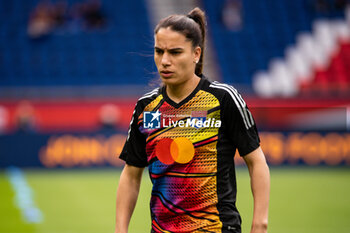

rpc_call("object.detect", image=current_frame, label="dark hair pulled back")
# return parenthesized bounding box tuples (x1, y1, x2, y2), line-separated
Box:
(154, 7, 207, 76)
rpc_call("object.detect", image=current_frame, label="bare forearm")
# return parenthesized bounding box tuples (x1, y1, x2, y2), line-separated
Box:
(115, 165, 143, 233)
(250, 161, 270, 232)
(243, 147, 270, 233)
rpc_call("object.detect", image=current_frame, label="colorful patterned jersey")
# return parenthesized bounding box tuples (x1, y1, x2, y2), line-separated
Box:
(120, 77, 260, 233)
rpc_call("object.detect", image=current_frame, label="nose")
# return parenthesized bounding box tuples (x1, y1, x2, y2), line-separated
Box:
(161, 52, 171, 67)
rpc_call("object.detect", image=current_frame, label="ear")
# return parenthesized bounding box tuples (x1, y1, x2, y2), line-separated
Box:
(193, 46, 201, 63)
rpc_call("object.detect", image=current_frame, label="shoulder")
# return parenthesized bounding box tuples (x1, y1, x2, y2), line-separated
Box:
(202, 78, 247, 108)
(138, 87, 161, 100)
(131, 87, 162, 114)
(137, 87, 161, 105)
(204, 78, 255, 128)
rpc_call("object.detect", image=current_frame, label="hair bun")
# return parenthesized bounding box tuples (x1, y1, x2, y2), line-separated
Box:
(187, 14, 195, 20)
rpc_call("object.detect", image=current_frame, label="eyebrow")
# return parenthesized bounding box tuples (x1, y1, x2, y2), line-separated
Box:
(154, 47, 184, 51)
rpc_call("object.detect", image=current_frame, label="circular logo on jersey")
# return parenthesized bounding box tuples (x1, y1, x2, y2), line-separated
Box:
(155, 137, 195, 165)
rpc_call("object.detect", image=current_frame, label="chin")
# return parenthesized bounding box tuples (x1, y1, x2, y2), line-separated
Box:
(160, 76, 179, 86)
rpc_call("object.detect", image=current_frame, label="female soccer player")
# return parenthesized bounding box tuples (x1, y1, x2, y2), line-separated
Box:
(115, 7, 270, 233)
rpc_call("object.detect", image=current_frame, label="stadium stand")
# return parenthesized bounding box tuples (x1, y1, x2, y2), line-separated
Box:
(1, 0, 348, 92)
(202, 0, 348, 95)
(1, 0, 350, 134)
(0, 0, 155, 88)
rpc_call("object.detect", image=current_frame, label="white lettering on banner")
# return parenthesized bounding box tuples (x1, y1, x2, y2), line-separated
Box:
(162, 118, 222, 128)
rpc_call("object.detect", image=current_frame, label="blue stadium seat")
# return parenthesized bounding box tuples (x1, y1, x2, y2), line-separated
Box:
(0, 0, 154, 87)
(203, 0, 346, 86)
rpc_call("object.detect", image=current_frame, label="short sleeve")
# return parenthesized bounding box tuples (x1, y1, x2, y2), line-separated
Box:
(222, 90, 260, 156)
(119, 102, 148, 167)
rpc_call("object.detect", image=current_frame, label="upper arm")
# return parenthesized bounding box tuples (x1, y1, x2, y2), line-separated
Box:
(119, 101, 148, 168)
(121, 164, 145, 183)
(243, 147, 268, 169)
(220, 89, 260, 156)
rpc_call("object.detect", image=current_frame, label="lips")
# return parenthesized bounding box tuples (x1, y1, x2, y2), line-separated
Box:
(160, 70, 174, 78)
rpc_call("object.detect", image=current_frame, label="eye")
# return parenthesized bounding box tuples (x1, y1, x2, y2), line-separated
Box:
(170, 50, 182, 55)
(155, 48, 163, 54)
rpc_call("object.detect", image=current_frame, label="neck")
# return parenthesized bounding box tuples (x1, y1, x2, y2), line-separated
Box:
(166, 74, 201, 103)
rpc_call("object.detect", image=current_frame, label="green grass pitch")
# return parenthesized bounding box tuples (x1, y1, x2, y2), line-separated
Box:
(1, 167, 350, 233)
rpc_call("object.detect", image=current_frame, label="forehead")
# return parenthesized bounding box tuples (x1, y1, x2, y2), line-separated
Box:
(154, 27, 191, 49)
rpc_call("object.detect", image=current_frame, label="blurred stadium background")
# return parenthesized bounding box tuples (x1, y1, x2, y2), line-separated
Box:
(0, 0, 350, 232)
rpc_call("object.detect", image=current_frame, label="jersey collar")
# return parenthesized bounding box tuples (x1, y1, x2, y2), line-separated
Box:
(161, 75, 205, 109)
